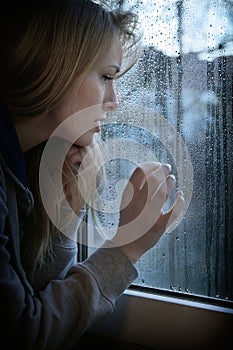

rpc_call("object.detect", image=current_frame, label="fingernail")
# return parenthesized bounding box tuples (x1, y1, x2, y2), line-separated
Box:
(167, 175, 176, 191)
(163, 163, 172, 172)
(168, 174, 176, 182)
(178, 190, 184, 197)
(165, 163, 172, 170)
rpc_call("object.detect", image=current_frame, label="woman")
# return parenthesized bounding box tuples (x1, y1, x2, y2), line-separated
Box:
(0, 0, 184, 349)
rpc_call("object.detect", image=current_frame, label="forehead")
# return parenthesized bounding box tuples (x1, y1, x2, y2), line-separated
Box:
(98, 36, 123, 67)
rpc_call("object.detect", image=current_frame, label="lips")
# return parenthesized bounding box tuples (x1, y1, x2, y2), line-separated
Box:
(94, 116, 106, 132)
(94, 124, 100, 132)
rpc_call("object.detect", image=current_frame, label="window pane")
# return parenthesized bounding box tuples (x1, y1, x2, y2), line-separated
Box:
(89, 0, 233, 303)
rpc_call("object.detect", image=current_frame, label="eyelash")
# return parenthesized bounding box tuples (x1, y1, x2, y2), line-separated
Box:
(102, 75, 114, 82)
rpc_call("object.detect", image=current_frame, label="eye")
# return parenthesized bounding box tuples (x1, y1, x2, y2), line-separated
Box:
(102, 75, 114, 82)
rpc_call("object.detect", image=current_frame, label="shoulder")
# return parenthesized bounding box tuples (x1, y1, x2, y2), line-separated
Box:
(0, 156, 6, 198)
(0, 157, 8, 232)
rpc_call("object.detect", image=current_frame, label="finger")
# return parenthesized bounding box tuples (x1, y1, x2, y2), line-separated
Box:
(138, 163, 172, 198)
(120, 162, 161, 211)
(140, 162, 172, 191)
(152, 190, 184, 235)
(164, 191, 185, 233)
(66, 145, 86, 165)
(129, 162, 162, 191)
(148, 171, 176, 204)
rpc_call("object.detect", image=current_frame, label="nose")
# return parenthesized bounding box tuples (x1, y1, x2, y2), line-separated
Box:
(103, 87, 120, 112)
(104, 101, 119, 112)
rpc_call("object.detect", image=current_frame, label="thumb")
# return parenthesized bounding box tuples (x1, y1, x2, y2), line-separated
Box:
(164, 191, 185, 233)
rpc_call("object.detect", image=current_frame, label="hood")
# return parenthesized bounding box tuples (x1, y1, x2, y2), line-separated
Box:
(0, 103, 26, 186)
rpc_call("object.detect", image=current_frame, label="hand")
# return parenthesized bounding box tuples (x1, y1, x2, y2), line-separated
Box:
(112, 161, 184, 263)
(65, 144, 87, 168)
(62, 144, 86, 207)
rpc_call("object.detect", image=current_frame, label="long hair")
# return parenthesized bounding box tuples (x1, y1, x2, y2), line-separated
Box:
(0, 0, 141, 270)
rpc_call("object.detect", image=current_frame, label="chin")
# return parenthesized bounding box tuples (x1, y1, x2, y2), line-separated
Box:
(74, 133, 95, 147)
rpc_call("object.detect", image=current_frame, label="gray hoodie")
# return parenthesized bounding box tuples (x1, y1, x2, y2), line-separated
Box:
(0, 105, 138, 350)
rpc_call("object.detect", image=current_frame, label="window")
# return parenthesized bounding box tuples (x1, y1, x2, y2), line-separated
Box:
(82, 0, 233, 347)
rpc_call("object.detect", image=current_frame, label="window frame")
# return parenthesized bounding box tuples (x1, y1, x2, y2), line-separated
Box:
(88, 287, 233, 348)
(77, 1, 233, 345)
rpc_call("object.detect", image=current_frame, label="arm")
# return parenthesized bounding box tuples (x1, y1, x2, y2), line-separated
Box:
(0, 166, 138, 350)
(0, 159, 183, 350)
(0, 167, 27, 347)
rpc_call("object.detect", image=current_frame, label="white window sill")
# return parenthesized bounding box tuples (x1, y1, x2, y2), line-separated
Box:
(89, 288, 233, 349)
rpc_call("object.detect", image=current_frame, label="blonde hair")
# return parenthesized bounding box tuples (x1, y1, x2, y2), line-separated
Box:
(0, 0, 141, 116)
(0, 0, 141, 270)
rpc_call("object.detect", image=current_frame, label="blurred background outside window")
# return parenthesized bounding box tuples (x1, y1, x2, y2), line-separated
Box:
(87, 0, 233, 305)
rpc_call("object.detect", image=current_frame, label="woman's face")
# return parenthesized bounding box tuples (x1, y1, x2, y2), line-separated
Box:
(48, 36, 123, 147)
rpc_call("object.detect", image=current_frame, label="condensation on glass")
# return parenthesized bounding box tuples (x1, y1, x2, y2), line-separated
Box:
(91, 0, 233, 302)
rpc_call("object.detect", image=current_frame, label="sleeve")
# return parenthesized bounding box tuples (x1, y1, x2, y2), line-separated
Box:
(0, 166, 28, 347)
(0, 166, 138, 350)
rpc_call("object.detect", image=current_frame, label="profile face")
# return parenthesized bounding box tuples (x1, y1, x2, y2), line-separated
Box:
(48, 36, 123, 147)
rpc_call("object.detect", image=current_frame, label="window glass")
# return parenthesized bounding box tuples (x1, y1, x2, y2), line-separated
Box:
(89, 0, 233, 303)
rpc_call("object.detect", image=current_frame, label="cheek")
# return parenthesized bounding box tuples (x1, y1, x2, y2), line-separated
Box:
(75, 131, 94, 147)
(80, 84, 103, 107)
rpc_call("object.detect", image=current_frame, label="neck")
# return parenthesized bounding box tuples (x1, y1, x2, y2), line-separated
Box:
(13, 116, 48, 152)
